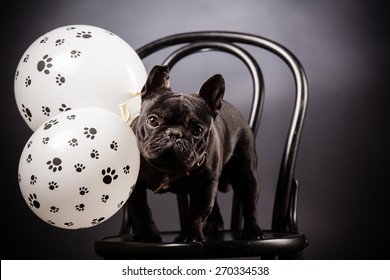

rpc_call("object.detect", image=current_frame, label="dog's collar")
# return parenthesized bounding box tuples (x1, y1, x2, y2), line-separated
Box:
(153, 152, 207, 194)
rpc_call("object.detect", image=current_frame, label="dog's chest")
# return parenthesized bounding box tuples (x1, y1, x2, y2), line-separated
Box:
(149, 168, 211, 194)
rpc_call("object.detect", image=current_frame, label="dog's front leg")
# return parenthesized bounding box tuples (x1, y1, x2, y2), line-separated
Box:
(174, 184, 217, 242)
(127, 182, 162, 242)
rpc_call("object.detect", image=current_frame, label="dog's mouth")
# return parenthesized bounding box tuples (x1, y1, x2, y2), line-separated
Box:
(142, 135, 196, 173)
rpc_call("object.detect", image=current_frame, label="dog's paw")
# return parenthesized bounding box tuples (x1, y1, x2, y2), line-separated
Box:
(132, 231, 162, 243)
(242, 223, 265, 240)
(174, 230, 204, 243)
(203, 220, 223, 234)
(203, 203, 224, 234)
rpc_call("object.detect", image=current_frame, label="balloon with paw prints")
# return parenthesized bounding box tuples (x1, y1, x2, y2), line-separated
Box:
(18, 107, 140, 229)
(14, 24, 146, 131)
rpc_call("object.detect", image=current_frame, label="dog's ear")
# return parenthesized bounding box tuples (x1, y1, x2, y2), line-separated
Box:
(198, 74, 225, 118)
(141, 65, 170, 100)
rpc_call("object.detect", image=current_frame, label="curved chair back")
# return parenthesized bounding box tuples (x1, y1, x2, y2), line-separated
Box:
(96, 31, 309, 260)
(127, 31, 308, 232)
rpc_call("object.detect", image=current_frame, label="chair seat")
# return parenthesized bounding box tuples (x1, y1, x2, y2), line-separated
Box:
(95, 230, 308, 259)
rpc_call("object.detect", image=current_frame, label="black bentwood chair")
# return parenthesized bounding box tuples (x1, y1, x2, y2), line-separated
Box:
(95, 31, 309, 259)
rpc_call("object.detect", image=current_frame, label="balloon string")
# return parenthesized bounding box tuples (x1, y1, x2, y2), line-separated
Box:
(118, 91, 141, 123)
(129, 92, 141, 98)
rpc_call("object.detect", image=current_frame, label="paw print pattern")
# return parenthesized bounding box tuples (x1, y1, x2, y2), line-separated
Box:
(101, 194, 109, 203)
(50, 206, 59, 213)
(75, 204, 85, 211)
(28, 193, 40, 208)
(48, 181, 58, 190)
(37, 54, 53, 74)
(15, 70, 19, 80)
(84, 127, 97, 139)
(64, 222, 74, 227)
(68, 138, 78, 147)
(42, 106, 51, 116)
(110, 141, 118, 151)
(102, 167, 118, 184)
(26, 154, 32, 163)
(47, 157, 62, 172)
(117, 201, 124, 208)
(30, 175, 37, 185)
(91, 217, 105, 225)
(40, 37, 48, 44)
(59, 104, 71, 113)
(25, 76, 31, 87)
(123, 165, 130, 174)
(55, 38, 65, 46)
(66, 26, 76, 31)
(23, 54, 30, 63)
(66, 114, 76, 121)
(90, 149, 99, 159)
(43, 119, 59, 130)
(74, 163, 85, 172)
(42, 137, 49, 144)
(27, 140, 33, 148)
(47, 220, 55, 225)
(76, 31, 92, 39)
(21, 104, 32, 122)
(79, 186, 89, 195)
(70, 50, 81, 58)
(56, 74, 65, 86)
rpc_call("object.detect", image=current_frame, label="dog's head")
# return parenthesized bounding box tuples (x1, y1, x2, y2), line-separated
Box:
(134, 65, 225, 173)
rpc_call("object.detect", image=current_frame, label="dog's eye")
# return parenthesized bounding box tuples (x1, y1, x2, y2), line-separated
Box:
(147, 116, 159, 128)
(192, 125, 203, 136)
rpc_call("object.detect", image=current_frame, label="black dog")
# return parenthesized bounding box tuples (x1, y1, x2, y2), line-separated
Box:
(128, 65, 263, 242)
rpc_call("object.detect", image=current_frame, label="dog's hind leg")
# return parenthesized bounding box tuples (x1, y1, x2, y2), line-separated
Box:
(228, 138, 264, 240)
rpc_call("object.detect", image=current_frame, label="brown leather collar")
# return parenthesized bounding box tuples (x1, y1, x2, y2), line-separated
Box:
(154, 152, 207, 193)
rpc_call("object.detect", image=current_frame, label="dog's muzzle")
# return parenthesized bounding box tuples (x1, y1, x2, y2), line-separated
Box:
(165, 128, 183, 142)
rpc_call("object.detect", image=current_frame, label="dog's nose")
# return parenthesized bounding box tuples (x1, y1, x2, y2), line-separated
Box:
(166, 128, 183, 141)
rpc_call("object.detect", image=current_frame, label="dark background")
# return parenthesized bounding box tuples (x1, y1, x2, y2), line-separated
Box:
(2, 0, 389, 260)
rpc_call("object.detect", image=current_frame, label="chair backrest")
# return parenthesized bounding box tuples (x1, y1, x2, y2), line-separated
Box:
(119, 31, 308, 234)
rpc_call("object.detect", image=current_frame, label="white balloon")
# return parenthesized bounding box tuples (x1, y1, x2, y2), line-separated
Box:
(18, 107, 140, 229)
(14, 24, 146, 131)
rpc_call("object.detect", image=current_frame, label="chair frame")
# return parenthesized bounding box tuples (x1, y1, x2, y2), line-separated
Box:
(95, 31, 309, 259)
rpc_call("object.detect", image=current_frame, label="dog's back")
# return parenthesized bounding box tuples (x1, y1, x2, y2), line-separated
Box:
(212, 100, 258, 193)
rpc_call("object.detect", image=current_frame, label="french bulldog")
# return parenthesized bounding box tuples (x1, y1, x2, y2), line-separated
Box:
(128, 65, 264, 242)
